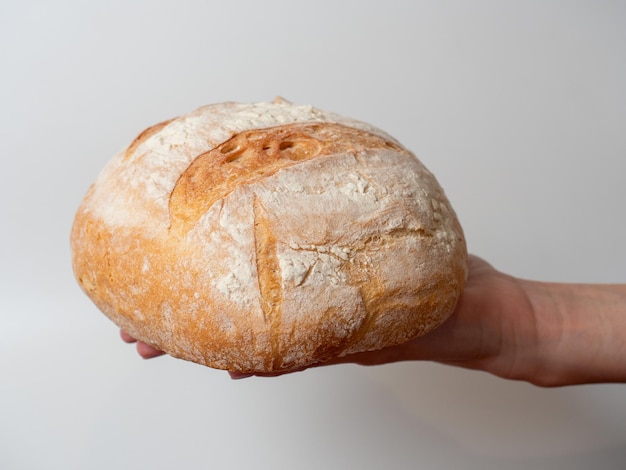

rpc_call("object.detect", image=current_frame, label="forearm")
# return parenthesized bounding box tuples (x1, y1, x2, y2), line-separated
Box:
(518, 279, 626, 386)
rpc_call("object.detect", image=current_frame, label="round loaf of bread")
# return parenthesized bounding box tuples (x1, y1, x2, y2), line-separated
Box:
(70, 99, 467, 372)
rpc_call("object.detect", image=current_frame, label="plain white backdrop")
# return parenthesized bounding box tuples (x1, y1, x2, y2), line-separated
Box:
(1, 1, 625, 468)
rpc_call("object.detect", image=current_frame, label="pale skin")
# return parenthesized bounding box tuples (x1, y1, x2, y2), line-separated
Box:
(121, 255, 626, 387)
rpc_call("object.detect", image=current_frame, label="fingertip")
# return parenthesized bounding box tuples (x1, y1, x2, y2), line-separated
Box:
(120, 330, 137, 343)
(229, 371, 254, 380)
(136, 341, 166, 359)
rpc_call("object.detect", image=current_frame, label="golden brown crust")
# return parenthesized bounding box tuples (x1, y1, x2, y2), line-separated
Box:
(71, 101, 467, 372)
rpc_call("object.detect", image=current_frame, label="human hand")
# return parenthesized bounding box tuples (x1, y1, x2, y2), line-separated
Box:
(120, 255, 535, 379)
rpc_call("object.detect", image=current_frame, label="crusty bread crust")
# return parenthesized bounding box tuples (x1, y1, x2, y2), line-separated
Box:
(71, 100, 467, 372)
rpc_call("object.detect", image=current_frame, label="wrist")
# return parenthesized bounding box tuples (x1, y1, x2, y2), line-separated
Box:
(516, 280, 626, 386)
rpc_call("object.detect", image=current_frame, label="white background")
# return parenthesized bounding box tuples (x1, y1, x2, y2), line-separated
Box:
(2, 1, 626, 468)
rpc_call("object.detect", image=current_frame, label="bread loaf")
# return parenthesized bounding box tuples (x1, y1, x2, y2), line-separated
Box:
(70, 98, 467, 372)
